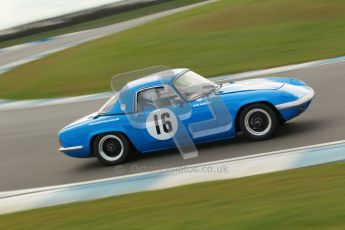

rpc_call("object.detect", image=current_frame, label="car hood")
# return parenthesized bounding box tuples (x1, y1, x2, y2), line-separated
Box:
(217, 78, 285, 94)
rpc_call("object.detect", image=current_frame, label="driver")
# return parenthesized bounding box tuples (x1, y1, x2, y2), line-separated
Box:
(138, 87, 163, 111)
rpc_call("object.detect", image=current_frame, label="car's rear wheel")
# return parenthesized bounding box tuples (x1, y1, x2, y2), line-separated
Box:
(93, 133, 130, 166)
(239, 103, 278, 141)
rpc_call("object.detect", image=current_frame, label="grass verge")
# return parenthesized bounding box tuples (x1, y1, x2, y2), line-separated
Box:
(1, 0, 345, 99)
(0, 0, 205, 49)
(0, 162, 344, 229)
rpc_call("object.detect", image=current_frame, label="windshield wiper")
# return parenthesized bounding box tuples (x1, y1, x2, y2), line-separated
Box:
(215, 83, 223, 93)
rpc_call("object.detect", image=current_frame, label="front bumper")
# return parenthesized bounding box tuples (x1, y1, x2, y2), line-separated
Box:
(276, 87, 315, 110)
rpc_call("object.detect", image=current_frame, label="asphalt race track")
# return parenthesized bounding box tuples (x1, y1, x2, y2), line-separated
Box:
(1, 60, 345, 191)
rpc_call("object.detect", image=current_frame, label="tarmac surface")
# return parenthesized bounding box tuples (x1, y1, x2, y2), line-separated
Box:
(1, 60, 344, 191)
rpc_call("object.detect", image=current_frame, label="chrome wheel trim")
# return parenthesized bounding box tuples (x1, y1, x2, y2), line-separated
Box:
(98, 135, 124, 162)
(244, 108, 272, 136)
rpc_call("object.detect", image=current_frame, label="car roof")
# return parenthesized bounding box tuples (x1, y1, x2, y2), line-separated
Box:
(106, 68, 189, 114)
(124, 68, 189, 91)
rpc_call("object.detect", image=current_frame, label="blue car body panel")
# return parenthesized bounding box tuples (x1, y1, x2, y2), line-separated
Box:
(58, 69, 315, 158)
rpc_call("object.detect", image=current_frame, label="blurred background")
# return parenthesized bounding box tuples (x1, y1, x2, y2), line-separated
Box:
(0, 0, 344, 229)
(1, 0, 345, 99)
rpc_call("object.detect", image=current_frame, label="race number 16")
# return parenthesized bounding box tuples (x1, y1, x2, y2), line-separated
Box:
(147, 109, 178, 140)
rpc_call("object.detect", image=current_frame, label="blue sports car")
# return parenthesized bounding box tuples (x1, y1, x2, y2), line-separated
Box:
(58, 68, 314, 165)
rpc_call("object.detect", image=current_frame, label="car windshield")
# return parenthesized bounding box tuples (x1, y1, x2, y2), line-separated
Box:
(174, 71, 217, 101)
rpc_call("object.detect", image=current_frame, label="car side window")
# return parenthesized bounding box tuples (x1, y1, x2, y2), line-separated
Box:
(137, 86, 182, 112)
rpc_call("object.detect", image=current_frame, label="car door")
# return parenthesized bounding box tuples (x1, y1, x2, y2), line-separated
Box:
(129, 85, 233, 153)
(130, 85, 193, 153)
(187, 94, 234, 142)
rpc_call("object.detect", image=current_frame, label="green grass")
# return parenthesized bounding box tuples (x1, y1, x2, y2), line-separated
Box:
(0, 0, 204, 49)
(1, 0, 345, 99)
(0, 162, 344, 229)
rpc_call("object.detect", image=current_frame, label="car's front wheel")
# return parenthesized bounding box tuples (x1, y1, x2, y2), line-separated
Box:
(93, 133, 130, 166)
(239, 103, 278, 141)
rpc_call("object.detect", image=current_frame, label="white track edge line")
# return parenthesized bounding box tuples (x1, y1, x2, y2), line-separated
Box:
(1, 139, 344, 196)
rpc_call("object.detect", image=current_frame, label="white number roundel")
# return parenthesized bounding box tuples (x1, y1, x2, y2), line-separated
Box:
(146, 109, 178, 140)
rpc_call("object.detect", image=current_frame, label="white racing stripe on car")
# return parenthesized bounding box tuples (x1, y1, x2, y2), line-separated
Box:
(0, 139, 344, 214)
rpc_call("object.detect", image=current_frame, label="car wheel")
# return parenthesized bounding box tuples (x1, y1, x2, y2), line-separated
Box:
(94, 133, 130, 166)
(239, 103, 278, 141)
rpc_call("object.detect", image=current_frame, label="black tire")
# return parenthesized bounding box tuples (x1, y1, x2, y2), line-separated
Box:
(239, 103, 278, 141)
(93, 133, 130, 166)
